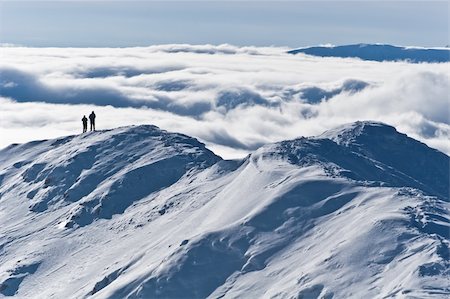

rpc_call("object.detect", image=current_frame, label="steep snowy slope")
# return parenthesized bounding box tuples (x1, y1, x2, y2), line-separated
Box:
(0, 122, 448, 298)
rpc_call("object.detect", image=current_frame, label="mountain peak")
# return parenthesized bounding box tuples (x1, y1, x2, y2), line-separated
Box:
(0, 124, 221, 222)
(318, 120, 397, 146)
(257, 121, 449, 200)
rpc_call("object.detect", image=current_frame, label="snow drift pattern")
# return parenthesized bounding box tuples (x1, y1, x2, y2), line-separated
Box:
(0, 122, 448, 298)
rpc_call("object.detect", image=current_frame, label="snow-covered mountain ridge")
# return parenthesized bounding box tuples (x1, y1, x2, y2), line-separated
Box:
(0, 121, 448, 298)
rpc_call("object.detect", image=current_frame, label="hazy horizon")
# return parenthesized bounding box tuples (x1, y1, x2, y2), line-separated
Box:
(0, 1, 448, 48)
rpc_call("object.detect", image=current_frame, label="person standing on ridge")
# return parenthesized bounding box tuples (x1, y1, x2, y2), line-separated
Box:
(82, 115, 88, 133)
(89, 111, 96, 131)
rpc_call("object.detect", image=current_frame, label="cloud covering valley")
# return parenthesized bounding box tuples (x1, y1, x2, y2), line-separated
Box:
(0, 44, 449, 158)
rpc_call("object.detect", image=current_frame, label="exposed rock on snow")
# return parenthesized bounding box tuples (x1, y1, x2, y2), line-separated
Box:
(0, 122, 448, 298)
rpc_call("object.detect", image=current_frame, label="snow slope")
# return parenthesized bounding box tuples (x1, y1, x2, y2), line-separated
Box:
(0, 122, 448, 298)
(288, 44, 450, 63)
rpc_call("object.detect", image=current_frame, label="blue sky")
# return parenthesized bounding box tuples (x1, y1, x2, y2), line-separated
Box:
(0, 1, 448, 47)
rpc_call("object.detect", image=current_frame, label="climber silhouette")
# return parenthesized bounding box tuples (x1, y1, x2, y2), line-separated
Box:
(89, 111, 96, 131)
(82, 115, 88, 133)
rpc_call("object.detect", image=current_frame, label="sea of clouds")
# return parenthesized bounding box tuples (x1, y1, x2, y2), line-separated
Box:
(0, 44, 449, 158)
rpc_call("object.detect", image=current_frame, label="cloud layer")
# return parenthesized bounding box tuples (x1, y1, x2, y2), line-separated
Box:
(0, 44, 449, 158)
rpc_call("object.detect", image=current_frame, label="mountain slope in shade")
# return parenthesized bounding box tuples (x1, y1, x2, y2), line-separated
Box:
(0, 122, 448, 298)
(288, 44, 450, 63)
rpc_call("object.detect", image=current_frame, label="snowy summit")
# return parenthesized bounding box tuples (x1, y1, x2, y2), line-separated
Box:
(0, 121, 449, 298)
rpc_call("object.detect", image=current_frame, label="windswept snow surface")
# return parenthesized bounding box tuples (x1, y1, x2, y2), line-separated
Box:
(0, 122, 449, 298)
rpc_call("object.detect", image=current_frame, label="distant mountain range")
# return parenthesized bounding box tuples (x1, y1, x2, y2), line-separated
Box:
(288, 44, 450, 63)
(0, 122, 449, 298)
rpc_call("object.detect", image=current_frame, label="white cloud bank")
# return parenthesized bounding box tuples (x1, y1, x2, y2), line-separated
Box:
(0, 44, 449, 158)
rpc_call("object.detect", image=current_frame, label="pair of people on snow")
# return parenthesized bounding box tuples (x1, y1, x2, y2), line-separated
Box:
(82, 111, 96, 133)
